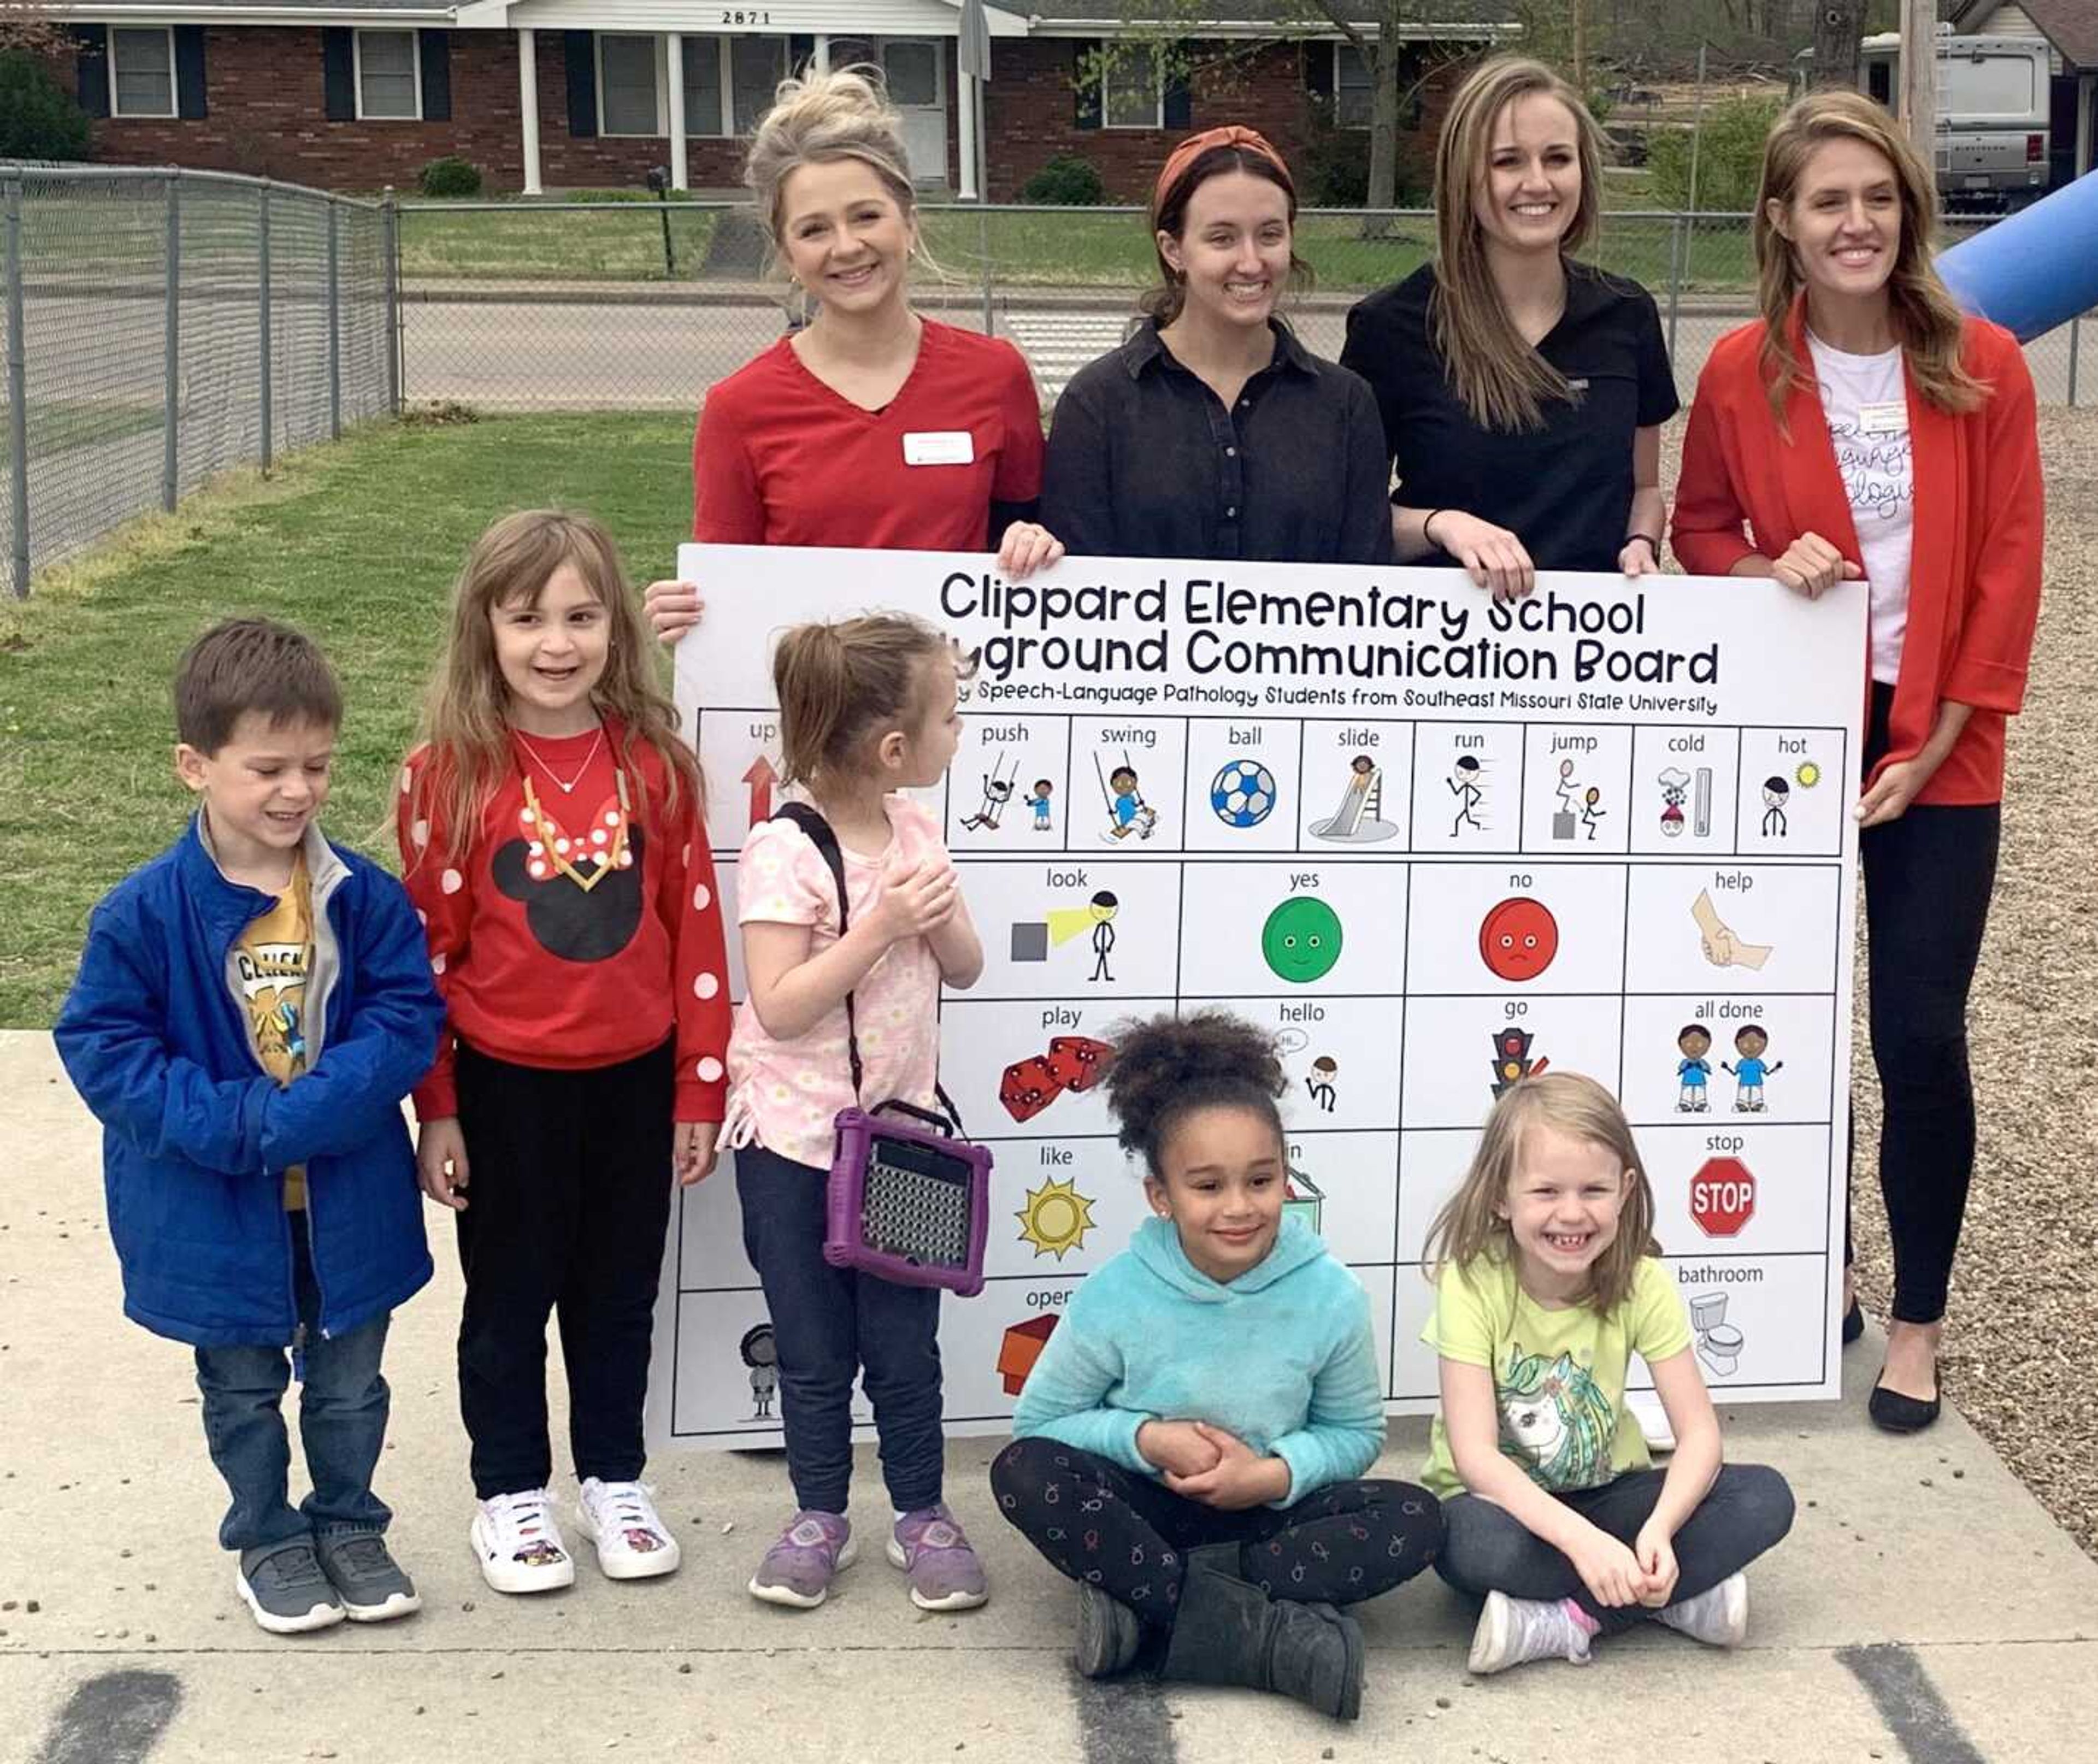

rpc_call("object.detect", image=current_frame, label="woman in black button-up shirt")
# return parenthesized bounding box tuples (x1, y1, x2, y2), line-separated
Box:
(1340, 57, 1677, 597)
(1040, 126, 1394, 565)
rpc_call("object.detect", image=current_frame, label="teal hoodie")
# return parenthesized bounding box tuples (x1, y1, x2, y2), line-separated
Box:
(1011, 1214, 1386, 1506)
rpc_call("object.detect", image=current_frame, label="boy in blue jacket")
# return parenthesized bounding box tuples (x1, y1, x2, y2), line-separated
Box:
(989, 1012, 1442, 1720)
(56, 619, 444, 1635)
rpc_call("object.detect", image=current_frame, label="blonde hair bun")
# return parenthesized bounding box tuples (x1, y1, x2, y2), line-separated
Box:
(745, 67, 917, 246)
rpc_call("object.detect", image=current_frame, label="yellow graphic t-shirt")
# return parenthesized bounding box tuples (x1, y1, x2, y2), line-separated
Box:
(1419, 1253, 1693, 1501)
(235, 854, 314, 1210)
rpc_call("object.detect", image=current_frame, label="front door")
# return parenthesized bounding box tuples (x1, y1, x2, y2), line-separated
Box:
(832, 36, 947, 185)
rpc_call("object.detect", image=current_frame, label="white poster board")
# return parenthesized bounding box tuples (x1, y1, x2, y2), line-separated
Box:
(650, 545, 1865, 1448)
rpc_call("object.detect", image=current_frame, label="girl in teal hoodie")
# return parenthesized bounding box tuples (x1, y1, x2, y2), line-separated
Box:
(991, 1012, 1441, 1720)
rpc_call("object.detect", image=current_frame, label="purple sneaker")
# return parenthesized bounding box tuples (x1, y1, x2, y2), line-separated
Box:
(748, 1510, 856, 1609)
(887, 1503, 989, 1611)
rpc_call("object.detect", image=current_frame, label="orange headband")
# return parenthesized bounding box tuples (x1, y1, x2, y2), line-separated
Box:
(1152, 125, 1293, 213)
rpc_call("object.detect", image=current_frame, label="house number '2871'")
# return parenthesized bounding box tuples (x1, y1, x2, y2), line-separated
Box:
(721, 9, 771, 21)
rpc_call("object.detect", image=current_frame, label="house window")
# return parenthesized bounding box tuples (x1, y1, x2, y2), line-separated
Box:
(729, 36, 786, 134)
(356, 30, 421, 121)
(599, 33, 662, 137)
(680, 37, 725, 136)
(110, 26, 175, 119)
(1335, 43, 1374, 129)
(1103, 50, 1165, 129)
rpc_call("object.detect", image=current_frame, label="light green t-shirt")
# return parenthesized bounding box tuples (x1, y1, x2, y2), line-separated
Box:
(1419, 1253, 1694, 1501)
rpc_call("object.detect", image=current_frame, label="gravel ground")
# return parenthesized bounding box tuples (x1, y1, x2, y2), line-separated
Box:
(1759, 408, 2098, 1557)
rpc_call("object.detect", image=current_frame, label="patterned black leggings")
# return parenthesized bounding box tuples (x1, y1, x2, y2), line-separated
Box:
(990, 1436, 1441, 1627)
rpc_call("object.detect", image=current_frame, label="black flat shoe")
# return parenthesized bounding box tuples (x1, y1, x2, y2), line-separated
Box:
(1842, 1300, 1865, 1345)
(1868, 1366, 1941, 1433)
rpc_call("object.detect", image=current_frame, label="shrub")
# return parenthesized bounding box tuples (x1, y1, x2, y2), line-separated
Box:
(417, 155, 483, 199)
(0, 50, 91, 163)
(1021, 155, 1105, 206)
(1646, 95, 1785, 214)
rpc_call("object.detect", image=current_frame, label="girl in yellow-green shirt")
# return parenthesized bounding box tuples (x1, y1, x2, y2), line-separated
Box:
(1422, 1073, 1794, 1675)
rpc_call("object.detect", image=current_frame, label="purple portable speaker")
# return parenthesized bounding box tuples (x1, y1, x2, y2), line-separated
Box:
(825, 1100, 993, 1296)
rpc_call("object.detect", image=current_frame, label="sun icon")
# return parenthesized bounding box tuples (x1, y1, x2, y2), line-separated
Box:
(1016, 1176, 1097, 1261)
(1794, 759, 1822, 789)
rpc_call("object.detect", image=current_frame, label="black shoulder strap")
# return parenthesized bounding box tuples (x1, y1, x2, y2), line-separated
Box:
(772, 803, 864, 1100)
(770, 800, 974, 1139)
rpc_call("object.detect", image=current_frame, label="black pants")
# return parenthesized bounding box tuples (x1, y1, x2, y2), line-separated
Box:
(1845, 682, 2001, 1323)
(1435, 1464, 1794, 1637)
(989, 1436, 1442, 1627)
(453, 1037, 675, 1500)
(737, 1144, 945, 1515)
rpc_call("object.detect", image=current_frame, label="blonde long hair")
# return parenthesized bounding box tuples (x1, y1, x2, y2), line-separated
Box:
(1752, 90, 1986, 424)
(405, 510, 700, 868)
(1430, 56, 1606, 432)
(1423, 1072, 1658, 1316)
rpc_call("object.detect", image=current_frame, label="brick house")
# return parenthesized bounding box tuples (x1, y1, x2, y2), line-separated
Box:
(48, 2, 1506, 200)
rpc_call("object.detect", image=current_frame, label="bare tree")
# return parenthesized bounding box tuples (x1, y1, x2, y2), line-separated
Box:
(0, 3, 70, 58)
(1295, 3, 1481, 208)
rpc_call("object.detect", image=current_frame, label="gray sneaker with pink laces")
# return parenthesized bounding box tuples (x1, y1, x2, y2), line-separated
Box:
(748, 1509, 856, 1609)
(887, 1503, 989, 1611)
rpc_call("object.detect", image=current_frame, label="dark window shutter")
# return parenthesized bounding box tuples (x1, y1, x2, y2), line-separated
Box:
(174, 26, 208, 119)
(789, 33, 816, 75)
(73, 23, 110, 120)
(565, 30, 597, 137)
(1304, 40, 1334, 101)
(322, 28, 354, 121)
(420, 30, 451, 121)
(1074, 39, 1100, 130)
(1163, 66, 1192, 130)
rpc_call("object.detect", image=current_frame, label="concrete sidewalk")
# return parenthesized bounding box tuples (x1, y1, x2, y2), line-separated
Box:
(2, 1027, 2091, 1764)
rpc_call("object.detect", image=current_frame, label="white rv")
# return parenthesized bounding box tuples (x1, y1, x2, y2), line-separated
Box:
(1859, 31, 2053, 209)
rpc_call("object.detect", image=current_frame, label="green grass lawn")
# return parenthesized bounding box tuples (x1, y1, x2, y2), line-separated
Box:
(400, 204, 722, 281)
(0, 412, 694, 1026)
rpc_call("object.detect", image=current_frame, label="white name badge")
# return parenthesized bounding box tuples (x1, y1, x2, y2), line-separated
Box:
(903, 430, 975, 467)
(1858, 402, 1908, 436)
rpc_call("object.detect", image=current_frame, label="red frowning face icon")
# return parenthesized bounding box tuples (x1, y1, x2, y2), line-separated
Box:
(1480, 896, 1559, 982)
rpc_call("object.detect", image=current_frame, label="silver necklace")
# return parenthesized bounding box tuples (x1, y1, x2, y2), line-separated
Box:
(512, 725, 604, 795)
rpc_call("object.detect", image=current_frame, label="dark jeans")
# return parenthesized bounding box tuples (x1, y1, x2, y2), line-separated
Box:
(453, 1037, 675, 1500)
(1435, 1464, 1794, 1637)
(193, 1219, 392, 1554)
(1844, 682, 2001, 1323)
(737, 1143, 944, 1515)
(990, 1436, 1442, 1627)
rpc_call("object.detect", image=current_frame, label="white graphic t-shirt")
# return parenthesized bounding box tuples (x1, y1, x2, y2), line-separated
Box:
(1808, 333, 1914, 685)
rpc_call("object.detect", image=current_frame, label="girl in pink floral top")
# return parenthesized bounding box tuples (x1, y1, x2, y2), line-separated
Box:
(724, 613, 988, 1615)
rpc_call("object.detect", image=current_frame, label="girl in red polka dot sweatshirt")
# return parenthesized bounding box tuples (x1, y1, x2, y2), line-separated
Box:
(397, 510, 730, 1595)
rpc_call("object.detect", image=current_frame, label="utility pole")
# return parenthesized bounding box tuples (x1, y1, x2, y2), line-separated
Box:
(1899, 0, 1938, 167)
(1811, 0, 1866, 90)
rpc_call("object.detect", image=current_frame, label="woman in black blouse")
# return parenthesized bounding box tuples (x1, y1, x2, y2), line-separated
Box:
(1040, 125, 1393, 564)
(1340, 57, 1677, 598)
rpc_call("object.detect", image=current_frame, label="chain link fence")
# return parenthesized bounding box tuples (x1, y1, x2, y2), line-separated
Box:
(7, 186, 2084, 589)
(396, 199, 2085, 415)
(2, 166, 393, 595)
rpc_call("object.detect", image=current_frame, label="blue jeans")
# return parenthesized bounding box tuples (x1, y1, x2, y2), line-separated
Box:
(737, 1144, 944, 1515)
(193, 1219, 393, 1553)
(1435, 1464, 1794, 1636)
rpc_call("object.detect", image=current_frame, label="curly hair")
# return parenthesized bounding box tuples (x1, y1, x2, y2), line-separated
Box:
(1100, 1010, 1287, 1178)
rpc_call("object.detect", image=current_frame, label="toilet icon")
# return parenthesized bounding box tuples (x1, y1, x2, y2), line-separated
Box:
(1690, 1291, 1746, 1378)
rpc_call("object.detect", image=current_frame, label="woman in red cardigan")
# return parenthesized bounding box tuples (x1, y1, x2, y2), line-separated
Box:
(1673, 91, 2043, 1433)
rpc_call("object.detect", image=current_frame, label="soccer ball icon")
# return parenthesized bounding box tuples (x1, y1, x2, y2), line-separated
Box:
(1211, 759, 1277, 827)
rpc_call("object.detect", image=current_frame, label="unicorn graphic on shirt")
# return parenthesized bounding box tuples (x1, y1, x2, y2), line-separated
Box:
(1496, 1347, 1617, 1491)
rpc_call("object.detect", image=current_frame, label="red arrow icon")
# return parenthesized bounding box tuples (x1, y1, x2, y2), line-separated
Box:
(743, 754, 777, 827)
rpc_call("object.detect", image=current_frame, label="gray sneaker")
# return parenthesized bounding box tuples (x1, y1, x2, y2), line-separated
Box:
(237, 1541, 345, 1635)
(316, 1531, 422, 1623)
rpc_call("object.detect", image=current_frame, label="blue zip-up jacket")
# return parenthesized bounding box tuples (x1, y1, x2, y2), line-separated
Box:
(55, 816, 444, 1348)
(1011, 1214, 1387, 1506)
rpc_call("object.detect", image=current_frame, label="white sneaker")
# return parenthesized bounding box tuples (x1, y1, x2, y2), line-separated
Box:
(576, 1478, 681, 1580)
(1655, 1572, 1748, 1647)
(1627, 1389, 1676, 1453)
(470, 1488, 576, 1595)
(1467, 1591, 1595, 1674)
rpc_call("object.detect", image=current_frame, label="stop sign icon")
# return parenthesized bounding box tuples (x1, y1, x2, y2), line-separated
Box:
(1689, 1157, 1755, 1237)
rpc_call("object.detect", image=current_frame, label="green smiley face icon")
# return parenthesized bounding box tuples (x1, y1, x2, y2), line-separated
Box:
(1262, 896, 1343, 984)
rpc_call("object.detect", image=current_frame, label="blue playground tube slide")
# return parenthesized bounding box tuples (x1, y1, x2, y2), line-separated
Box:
(1937, 170, 2098, 343)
